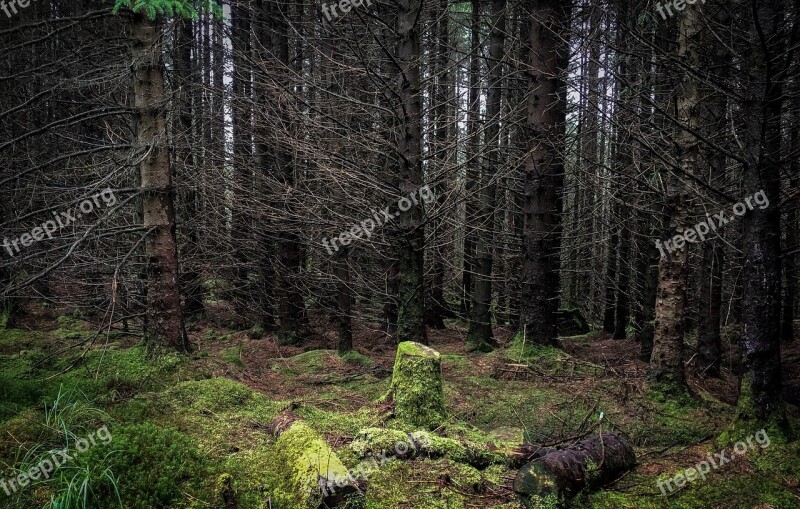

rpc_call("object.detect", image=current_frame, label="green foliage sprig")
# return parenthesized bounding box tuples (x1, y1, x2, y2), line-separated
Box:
(112, 0, 221, 20)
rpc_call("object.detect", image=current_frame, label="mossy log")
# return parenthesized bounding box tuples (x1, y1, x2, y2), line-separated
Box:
(349, 428, 566, 469)
(385, 341, 447, 430)
(350, 427, 502, 468)
(514, 433, 636, 503)
(269, 412, 359, 508)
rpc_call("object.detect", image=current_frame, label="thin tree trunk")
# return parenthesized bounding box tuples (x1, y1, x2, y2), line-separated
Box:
(462, 0, 481, 317)
(254, 0, 276, 330)
(602, 203, 619, 333)
(425, 0, 450, 330)
(274, 0, 305, 345)
(468, 0, 505, 352)
(697, 239, 723, 376)
(336, 248, 352, 354)
(174, 17, 205, 316)
(231, 0, 253, 324)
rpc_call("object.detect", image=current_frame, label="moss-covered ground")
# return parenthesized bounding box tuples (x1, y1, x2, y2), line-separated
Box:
(0, 306, 798, 508)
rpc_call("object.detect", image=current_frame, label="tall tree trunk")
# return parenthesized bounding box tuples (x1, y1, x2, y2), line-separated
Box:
(635, 16, 673, 362)
(611, 0, 639, 341)
(735, 0, 790, 435)
(274, 0, 305, 345)
(131, 11, 190, 354)
(254, 0, 276, 330)
(468, 0, 505, 352)
(462, 0, 481, 316)
(174, 16, 205, 316)
(635, 204, 662, 362)
(783, 161, 798, 344)
(613, 222, 631, 339)
(231, 0, 254, 324)
(694, 5, 731, 377)
(519, 0, 570, 346)
(648, 3, 701, 394)
(425, 0, 450, 330)
(394, 0, 427, 344)
(575, 4, 602, 314)
(781, 75, 800, 344)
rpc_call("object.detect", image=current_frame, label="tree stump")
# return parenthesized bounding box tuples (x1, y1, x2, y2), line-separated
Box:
(385, 341, 447, 429)
(514, 433, 636, 504)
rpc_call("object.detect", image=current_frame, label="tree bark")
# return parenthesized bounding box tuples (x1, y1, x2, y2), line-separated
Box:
(782, 75, 800, 344)
(514, 433, 636, 502)
(336, 248, 353, 354)
(697, 240, 723, 376)
(394, 0, 427, 344)
(461, 0, 481, 317)
(519, 0, 570, 346)
(231, 0, 254, 324)
(648, 3, 702, 394)
(425, 0, 450, 330)
(274, 0, 305, 345)
(174, 16, 205, 316)
(694, 4, 731, 378)
(735, 0, 789, 433)
(602, 204, 619, 333)
(254, 0, 276, 330)
(468, 0, 505, 352)
(131, 11, 190, 354)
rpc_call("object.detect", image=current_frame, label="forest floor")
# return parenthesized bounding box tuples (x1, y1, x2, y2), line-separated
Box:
(1, 303, 799, 508)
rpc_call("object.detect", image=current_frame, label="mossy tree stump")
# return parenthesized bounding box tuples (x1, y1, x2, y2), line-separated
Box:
(514, 433, 636, 504)
(385, 341, 447, 430)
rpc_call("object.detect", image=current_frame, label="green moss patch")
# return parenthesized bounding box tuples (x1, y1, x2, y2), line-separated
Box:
(504, 334, 604, 377)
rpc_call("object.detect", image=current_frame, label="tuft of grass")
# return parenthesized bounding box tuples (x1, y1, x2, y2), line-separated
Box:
(221, 346, 244, 367)
(1, 388, 119, 509)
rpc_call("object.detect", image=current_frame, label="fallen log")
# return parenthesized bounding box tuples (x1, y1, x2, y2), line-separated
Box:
(268, 412, 360, 508)
(514, 432, 636, 504)
(350, 427, 504, 468)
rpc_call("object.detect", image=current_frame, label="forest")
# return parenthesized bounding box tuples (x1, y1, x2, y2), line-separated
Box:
(0, 0, 799, 507)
